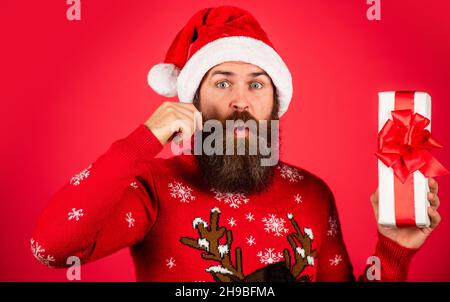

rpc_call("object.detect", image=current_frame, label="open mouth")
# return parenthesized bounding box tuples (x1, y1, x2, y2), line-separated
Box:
(233, 125, 249, 138)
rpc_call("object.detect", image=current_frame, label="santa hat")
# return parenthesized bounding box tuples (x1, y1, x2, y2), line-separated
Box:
(147, 6, 293, 117)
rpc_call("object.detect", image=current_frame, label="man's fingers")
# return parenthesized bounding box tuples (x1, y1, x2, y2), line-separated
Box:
(428, 192, 440, 210)
(173, 103, 203, 131)
(176, 102, 200, 112)
(370, 188, 379, 205)
(370, 188, 379, 220)
(172, 104, 195, 118)
(170, 116, 195, 143)
(428, 207, 441, 229)
(194, 111, 203, 131)
(174, 103, 201, 118)
(170, 104, 197, 122)
(427, 177, 440, 211)
(428, 178, 438, 194)
(146, 101, 204, 146)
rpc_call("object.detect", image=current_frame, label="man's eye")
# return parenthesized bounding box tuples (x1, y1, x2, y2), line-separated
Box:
(216, 81, 230, 89)
(250, 82, 263, 89)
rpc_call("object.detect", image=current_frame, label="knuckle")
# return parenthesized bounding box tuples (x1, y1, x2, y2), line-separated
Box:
(184, 103, 197, 110)
(165, 106, 174, 114)
(167, 111, 177, 119)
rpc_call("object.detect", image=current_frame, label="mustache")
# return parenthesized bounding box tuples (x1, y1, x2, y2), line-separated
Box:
(202, 110, 264, 126)
(197, 110, 277, 141)
(224, 110, 257, 123)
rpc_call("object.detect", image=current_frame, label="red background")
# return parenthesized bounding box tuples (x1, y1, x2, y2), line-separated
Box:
(1, 0, 449, 281)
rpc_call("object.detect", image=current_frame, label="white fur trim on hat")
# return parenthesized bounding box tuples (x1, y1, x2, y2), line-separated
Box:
(147, 63, 180, 97)
(177, 36, 293, 117)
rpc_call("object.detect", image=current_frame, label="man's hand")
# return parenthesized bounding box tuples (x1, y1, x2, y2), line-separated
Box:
(370, 178, 441, 249)
(144, 102, 202, 145)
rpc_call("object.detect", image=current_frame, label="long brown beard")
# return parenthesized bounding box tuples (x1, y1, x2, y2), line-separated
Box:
(195, 110, 279, 194)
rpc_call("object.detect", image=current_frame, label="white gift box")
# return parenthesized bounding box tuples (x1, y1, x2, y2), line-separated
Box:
(377, 91, 431, 228)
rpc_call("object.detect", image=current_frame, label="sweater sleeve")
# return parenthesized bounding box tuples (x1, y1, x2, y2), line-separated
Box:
(30, 124, 163, 268)
(315, 184, 355, 281)
(359, 231, 419, 282)
(315, 184, 419, 282)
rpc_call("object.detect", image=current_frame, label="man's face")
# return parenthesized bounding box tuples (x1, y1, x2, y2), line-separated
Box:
(193, 61, 279, 194)
(197, 61, 275, 122)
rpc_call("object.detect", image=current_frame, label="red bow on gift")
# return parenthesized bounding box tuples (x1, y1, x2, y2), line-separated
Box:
(376, 109, 449, 183)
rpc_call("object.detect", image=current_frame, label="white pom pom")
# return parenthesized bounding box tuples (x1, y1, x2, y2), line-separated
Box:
(147, 63, 180, 97)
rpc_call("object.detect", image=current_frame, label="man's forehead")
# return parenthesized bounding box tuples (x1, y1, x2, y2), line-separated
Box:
(207, 61, 269, 78)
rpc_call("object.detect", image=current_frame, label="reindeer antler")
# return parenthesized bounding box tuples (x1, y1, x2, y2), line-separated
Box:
(283, 213, 316, 281)
(180, 207, 244, 282)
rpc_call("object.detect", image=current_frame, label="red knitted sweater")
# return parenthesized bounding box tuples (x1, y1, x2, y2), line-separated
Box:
(31, 124, 418, 281)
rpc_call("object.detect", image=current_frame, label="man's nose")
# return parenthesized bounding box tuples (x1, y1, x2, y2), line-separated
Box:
(229, 92, 250, 112)
(231, 101, 249, 112)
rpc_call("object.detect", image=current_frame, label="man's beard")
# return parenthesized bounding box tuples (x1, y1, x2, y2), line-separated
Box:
(195, 110, 279, 194)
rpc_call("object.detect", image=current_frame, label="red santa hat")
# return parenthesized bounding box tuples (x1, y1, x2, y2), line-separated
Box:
(147, 6, 293, 117)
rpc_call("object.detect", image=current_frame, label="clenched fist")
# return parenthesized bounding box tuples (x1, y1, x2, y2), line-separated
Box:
(144, 102, 203, 145)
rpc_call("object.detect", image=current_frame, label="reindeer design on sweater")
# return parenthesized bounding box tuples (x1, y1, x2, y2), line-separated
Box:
(180, 207, 316, 282)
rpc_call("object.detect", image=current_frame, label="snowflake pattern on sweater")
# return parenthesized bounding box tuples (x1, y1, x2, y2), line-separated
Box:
(70, 165, 91, 186)
(262, 214, 289, 237)
(277, 164, 304, 182)
(31, 124, 419, 282)
(210, 189, 249, 209)
(168, 181, 196, 203)
(30, 238, 55, 267)
(257, 248, 284, 265)
(67, 208, 84, 221)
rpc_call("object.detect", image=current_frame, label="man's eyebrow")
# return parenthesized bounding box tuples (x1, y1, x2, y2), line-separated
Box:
(210, 70, 270, 78)
(249, 71, 270, 78)
(211, 70, 235, 77)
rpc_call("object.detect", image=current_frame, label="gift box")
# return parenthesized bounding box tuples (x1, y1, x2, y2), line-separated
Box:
(376, 91, 448, 228)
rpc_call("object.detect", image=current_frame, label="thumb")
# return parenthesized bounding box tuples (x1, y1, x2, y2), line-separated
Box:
(370, 188, 379, 220)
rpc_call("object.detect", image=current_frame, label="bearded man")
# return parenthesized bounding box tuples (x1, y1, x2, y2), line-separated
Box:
(31, 6, 441, 282)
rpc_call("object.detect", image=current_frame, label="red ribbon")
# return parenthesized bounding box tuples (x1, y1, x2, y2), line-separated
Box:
(376, 109, 448, 183)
